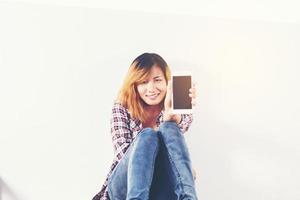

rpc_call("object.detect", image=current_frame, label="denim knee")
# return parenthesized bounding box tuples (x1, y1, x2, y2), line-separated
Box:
(159, 121, 183, 138)
(136, 128, 159, 145)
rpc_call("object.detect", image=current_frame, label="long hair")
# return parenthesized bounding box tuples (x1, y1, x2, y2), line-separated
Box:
(117, 53, 171, 123)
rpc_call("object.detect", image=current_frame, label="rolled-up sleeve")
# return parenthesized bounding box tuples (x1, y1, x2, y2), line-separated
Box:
(177, 114, 193, 133)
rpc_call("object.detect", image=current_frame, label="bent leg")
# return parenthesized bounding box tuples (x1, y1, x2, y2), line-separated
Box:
(107, 128, 159, 200)
(127, 128, 159, 200)
(158, 121, 198, 200)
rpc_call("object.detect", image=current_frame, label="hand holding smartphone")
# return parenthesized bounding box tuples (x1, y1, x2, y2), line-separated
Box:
(171, 72, 193, 114)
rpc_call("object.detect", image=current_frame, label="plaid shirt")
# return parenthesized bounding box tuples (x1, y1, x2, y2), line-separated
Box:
(92, 102, 193, 200)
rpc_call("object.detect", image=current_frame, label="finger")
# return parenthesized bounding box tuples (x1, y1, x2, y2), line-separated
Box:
(189, 93, 196, 98)
(189, 90, 196, 98)
(189, 88, 196, 94)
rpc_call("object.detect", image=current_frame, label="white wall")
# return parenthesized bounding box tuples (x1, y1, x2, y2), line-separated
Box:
(2, 0, 300, 24)
(0, 2, 300, 200)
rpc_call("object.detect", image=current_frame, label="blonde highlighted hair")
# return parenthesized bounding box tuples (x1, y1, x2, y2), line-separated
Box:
(117, 53, 171, 123)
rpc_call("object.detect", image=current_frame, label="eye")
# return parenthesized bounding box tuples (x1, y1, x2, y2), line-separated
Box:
(155, 79, 162, 82)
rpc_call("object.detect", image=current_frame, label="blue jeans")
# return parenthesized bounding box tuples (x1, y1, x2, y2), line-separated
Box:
(107, 121, 198, 200)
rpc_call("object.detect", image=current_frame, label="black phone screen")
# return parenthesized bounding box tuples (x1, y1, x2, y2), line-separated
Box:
(172, 76, 192, 109)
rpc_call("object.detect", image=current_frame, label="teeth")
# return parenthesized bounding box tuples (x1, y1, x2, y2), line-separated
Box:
(147, 94, 159, 99)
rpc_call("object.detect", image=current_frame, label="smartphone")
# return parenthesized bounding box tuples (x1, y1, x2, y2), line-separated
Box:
(171, 72, 193, 114)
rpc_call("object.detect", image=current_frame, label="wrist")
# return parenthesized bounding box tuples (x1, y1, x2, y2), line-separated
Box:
(163, 113, 181, 124)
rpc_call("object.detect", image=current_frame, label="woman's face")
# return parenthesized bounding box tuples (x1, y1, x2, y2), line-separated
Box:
(137, 65, 167, 106)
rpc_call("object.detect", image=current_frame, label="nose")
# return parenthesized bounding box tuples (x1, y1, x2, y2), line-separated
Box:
(146, 81, 155, 92)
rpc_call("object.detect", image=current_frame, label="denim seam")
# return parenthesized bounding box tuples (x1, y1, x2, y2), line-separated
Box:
(108, 149, 129, 184)
(164, 140, 185, 196)
(107, 142, 135, 199)
(107, 182, 114, 200)
(107, 165, 119, 200)
(127, 130, 159, 199)
(146, 136, 160, 198)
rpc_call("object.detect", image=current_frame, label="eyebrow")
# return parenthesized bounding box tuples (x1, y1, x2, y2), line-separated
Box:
(153, 75, 162, 79)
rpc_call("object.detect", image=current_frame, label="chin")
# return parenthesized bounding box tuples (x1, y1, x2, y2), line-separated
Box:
(144, 101, 160, 106)
(144, 98, 164, 106)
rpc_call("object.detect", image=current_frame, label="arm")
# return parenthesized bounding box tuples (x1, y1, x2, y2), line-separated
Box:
(110, 102, 133, 159)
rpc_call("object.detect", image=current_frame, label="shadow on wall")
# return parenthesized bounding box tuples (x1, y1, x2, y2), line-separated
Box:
(0, 177, 21, 200)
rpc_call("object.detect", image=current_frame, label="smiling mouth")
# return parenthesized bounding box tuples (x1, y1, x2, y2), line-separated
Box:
(146, 93, 160, 99)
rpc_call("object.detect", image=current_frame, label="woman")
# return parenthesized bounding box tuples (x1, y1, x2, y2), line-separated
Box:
(93, 53, 198, 200)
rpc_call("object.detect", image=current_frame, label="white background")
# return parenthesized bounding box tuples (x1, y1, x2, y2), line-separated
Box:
(1, 1, 300, 200)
